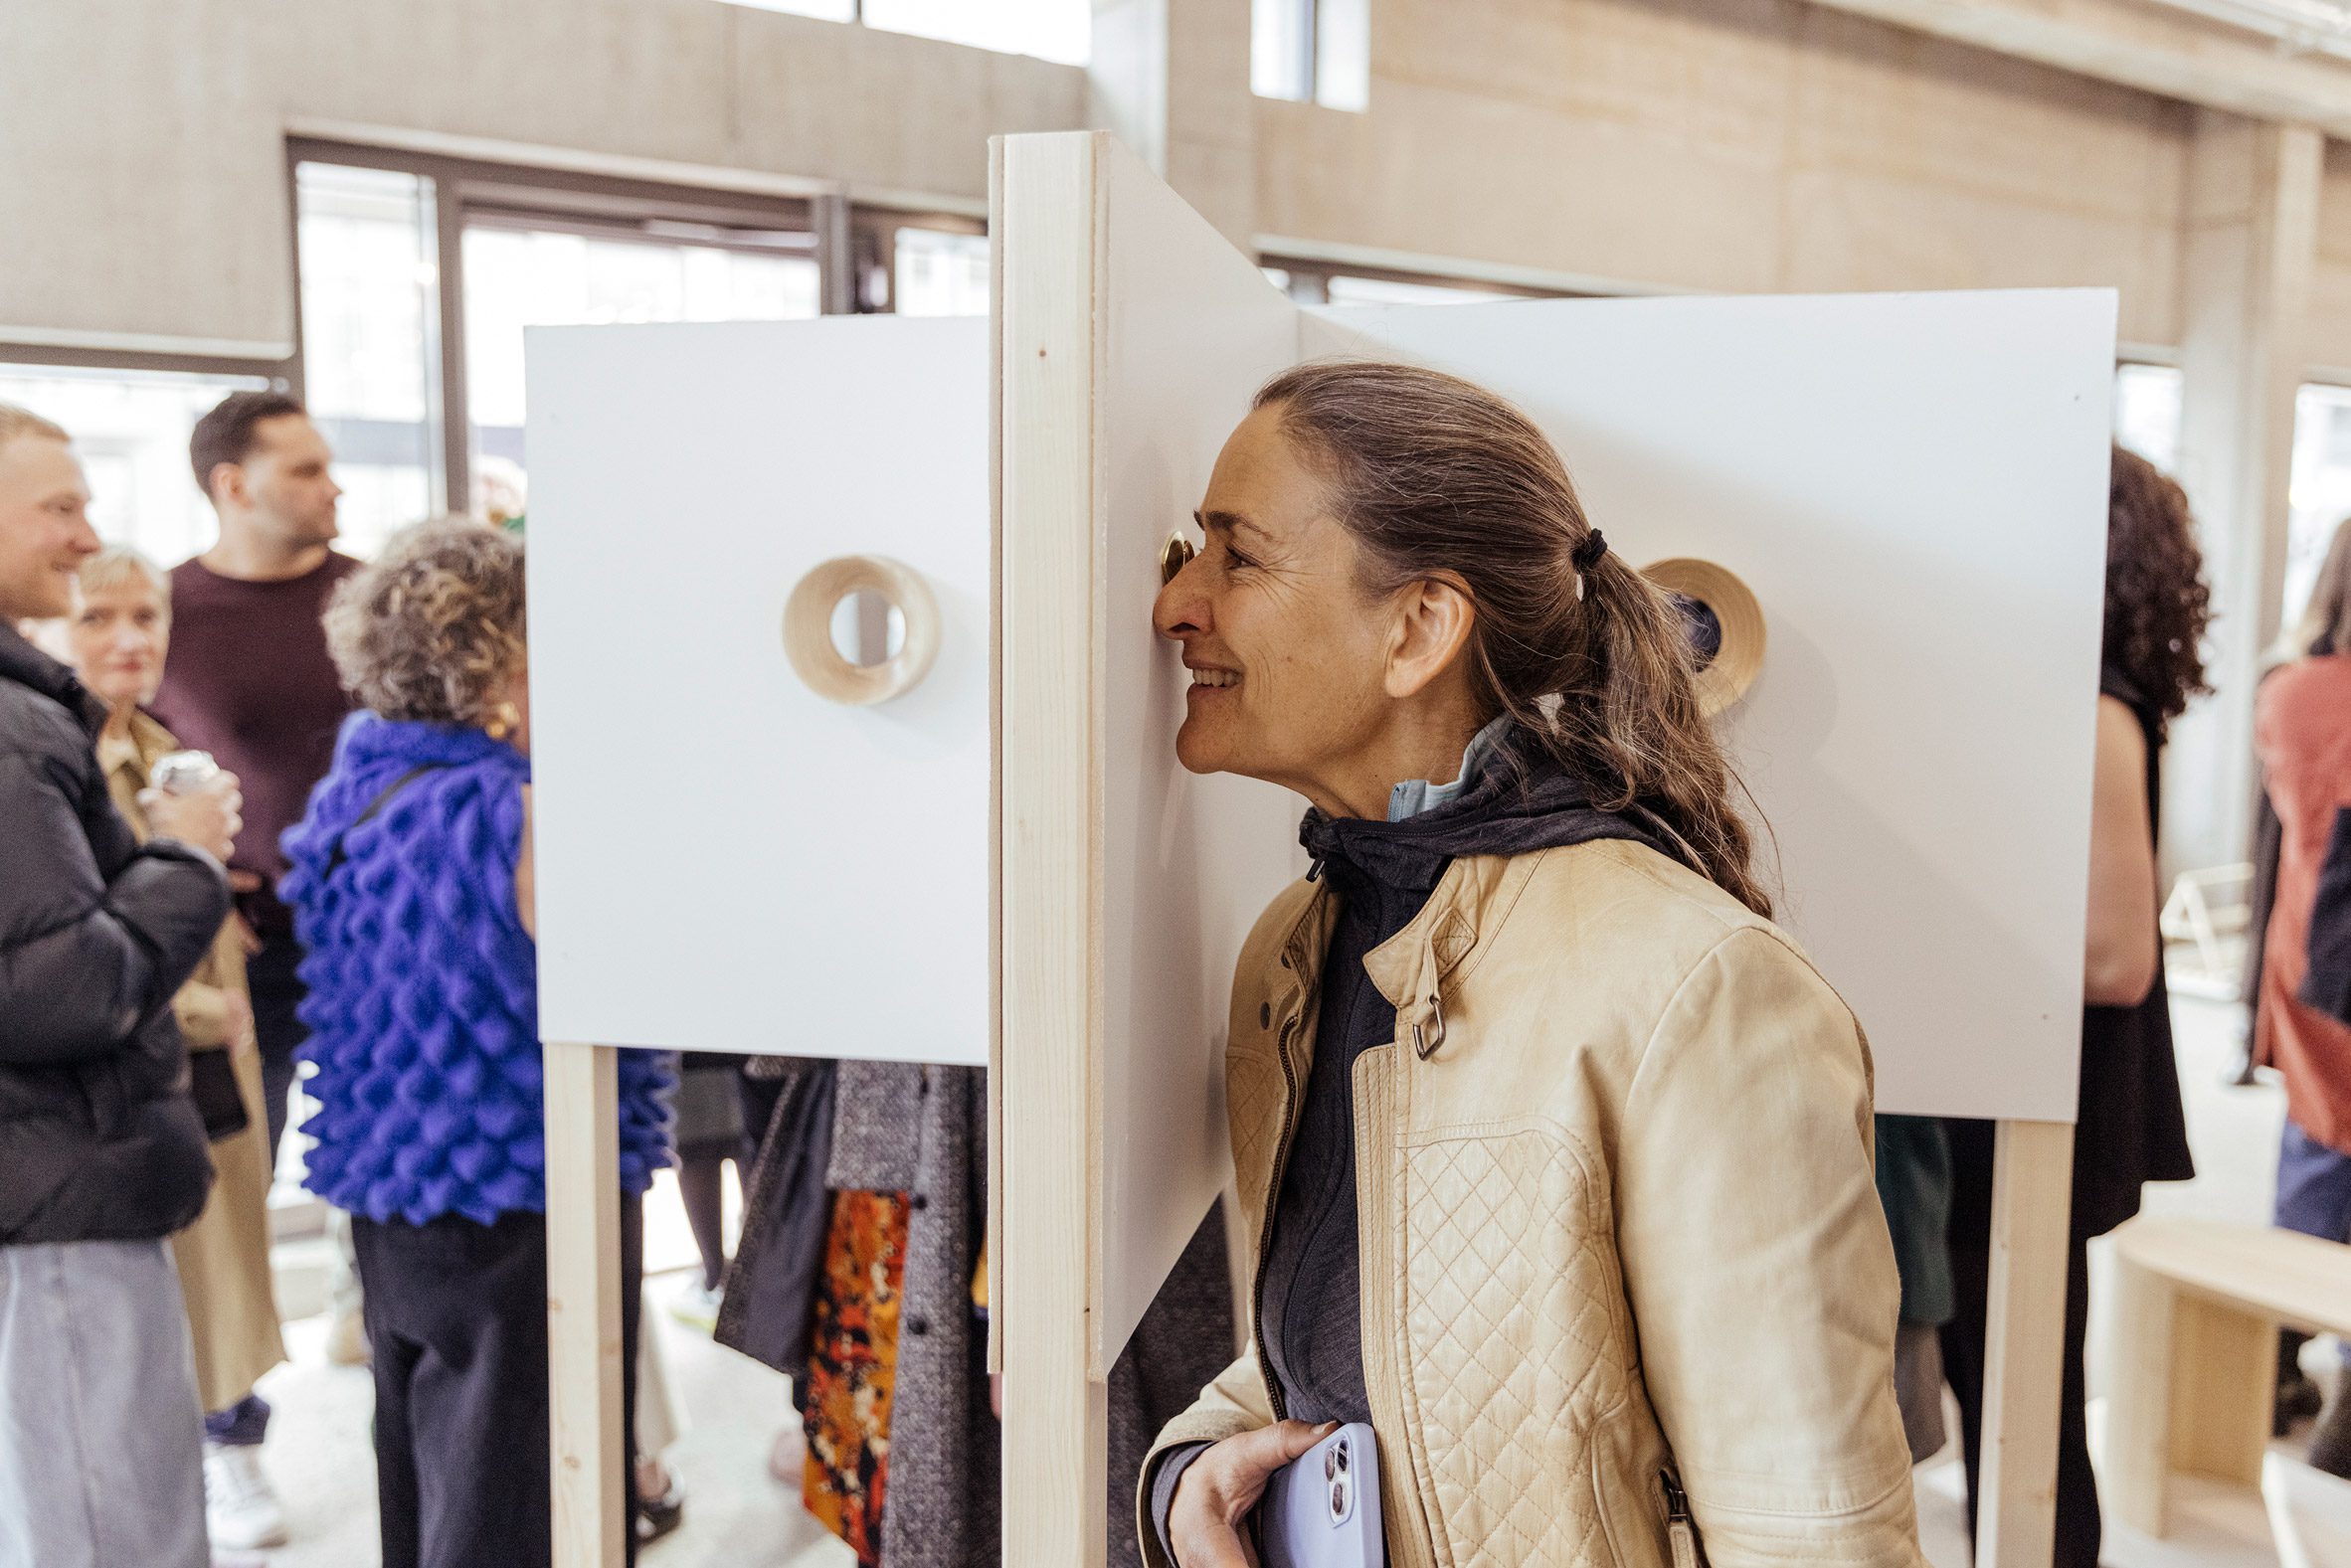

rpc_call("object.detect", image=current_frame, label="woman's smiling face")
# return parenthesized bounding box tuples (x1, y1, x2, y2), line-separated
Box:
(1152, 404, 1397, 800)
(69, 577, 169, 710)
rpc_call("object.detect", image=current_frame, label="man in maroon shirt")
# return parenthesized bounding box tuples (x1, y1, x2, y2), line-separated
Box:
(150, 393, 354, 1174)
(150, 393, 362, 1555)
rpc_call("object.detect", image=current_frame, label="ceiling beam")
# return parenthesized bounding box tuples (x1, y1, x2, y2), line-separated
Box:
(1799, 0, 2351, 135)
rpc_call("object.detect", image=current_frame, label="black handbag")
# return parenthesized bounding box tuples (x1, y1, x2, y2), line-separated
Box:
(188, 1047, 249, 1141)
(714, 1057, 838, 1384)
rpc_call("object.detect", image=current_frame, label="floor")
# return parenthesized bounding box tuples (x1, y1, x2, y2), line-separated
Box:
(250, 983, 2309, 1566)
(1903, 983, 2295, 1568)
(259, 1165, 855, 1568)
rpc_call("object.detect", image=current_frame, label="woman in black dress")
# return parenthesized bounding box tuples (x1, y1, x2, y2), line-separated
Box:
(1941, 443, 2210, 1567)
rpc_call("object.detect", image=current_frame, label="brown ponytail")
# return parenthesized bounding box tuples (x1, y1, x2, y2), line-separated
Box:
(1255, 361, 1771, 917)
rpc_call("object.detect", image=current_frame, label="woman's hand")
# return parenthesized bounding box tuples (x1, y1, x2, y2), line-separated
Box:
(1169, 1419, 1336, 1568)
(222, 989, 254, 1048)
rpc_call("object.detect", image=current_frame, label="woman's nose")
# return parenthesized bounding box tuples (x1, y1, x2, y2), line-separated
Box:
(1153, 556, 1207, 641)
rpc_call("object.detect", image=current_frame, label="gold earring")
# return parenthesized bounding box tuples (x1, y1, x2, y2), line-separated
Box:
(485, 701, 520, 741)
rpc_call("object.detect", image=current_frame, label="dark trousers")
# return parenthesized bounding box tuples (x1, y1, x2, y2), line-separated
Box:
(353, 1201, 643, 1568)
(244, 930, 308, 1172)
(2272, 1118, 2351, 1377)
(1941, 1120, 2100, 1568)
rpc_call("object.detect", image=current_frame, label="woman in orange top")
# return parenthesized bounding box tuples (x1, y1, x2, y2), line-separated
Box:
(2257, 516, 2351, 1473)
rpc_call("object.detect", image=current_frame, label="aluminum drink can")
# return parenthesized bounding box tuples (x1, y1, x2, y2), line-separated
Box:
(151, 750, 223, 796)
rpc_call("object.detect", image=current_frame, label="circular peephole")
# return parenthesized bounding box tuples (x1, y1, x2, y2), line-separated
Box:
(829, 589, 908, 668)
(1666, 593, 1723, 675)
(783, 556, 941, 707)
(1640, 558, 1765, 720)
(1161, 533, 1197, 585)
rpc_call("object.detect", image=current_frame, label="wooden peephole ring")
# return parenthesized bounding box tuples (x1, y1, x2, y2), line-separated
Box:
(782, 555, 942, 707)
(1638, 557, 1766, 720)
(1161, 533, 1197, 584)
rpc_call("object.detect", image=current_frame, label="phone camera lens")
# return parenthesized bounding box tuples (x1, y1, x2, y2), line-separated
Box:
(1331, 1481, 1348, 1518)
(1333, 1440, 1349, 1474)
(1324, 1449, 1338, 1481)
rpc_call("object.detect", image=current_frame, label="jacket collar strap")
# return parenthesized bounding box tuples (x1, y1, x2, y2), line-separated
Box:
(1276, 882, 1338, 989)
(1362, 855, 1541, 1059)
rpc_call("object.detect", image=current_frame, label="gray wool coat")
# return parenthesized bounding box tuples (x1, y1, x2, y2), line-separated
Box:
(731, 1057, 1236, 1568)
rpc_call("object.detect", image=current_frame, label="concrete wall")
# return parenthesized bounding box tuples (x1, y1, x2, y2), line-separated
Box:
(2313, 142, 2351, 375)
(0, 0, 2252, 357)
(0, 0, 1088, 352)
(1256, 0, 2194, 346)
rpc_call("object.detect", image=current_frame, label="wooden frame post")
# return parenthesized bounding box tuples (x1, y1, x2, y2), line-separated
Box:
(1976, 1118, 2077, 1568)
(547, 1040, 627, 1568)
(994, 129, 1113, 1568)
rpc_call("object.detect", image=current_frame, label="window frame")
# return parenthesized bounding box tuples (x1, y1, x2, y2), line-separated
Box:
(287, 136, 843, 513)
(1261, 255, 1578, 306)
(852, 208, 990, 314)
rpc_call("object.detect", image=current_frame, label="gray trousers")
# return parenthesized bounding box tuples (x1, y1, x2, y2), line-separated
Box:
(0, 1239, 207, 1568)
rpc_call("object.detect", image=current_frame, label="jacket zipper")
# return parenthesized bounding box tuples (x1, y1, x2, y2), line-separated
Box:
(1662, 1471, 1701, 1568)
(1251, 1006, 1304, 1424)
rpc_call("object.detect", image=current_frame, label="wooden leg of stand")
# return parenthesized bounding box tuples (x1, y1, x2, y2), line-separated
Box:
(547, 1041, 625, 1568)
(2107, 1247, 2177, 1537)
(2168, 1295, 2274, 1488)
(1977, 1119, 2076, 1568)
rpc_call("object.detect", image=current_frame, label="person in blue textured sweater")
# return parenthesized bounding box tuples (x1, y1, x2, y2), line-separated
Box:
(279, 520, 673, 1568)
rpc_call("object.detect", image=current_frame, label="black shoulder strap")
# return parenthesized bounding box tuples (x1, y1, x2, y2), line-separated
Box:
(322, 764, 445, 879)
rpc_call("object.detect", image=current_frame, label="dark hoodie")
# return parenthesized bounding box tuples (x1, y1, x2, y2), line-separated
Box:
(1151, 722, 1679, 1549)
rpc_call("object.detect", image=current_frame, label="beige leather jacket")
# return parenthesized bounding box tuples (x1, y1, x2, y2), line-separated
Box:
(1143, 838, 1926, 1568)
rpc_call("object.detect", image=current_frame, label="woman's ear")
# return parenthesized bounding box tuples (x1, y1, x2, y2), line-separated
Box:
(1383, 576, 1477, 700)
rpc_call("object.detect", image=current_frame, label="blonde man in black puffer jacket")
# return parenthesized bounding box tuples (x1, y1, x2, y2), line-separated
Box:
(0, 405, 238, 1568)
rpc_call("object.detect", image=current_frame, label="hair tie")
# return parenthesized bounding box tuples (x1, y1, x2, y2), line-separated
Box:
(1571, 530, 1608, 572)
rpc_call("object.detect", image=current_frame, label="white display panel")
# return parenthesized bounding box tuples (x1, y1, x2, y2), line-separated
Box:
(527, 315, 990, 1064)
(1094, 140, 1310, 1361)
(1308, 289, 2115, 1123)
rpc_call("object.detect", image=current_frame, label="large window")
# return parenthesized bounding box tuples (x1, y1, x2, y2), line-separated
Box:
(1252, 0, 1369, 111)
(1324, 275, 1517, 307)
(294, 163, 444, 560)
(1266, 258, 1560, 308)
(2113, 362, 2183, 476)
(292, 142, 837, 530)
(2288, 384, 2351, 627)
(890, 227, 992, 317)
(460, 219, 820, 499)
(0, 363, 274, 566)
(720, 0, 1089, 63)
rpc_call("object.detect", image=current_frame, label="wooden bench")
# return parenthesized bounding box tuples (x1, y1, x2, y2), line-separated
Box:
(2109, 1216, 2351, 1538)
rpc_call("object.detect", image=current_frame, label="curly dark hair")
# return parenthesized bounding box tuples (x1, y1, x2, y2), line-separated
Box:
(2103, 445, 2212, 728)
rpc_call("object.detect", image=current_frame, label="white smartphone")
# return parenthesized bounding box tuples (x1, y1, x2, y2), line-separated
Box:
(1256, 1422, 1385, 1568)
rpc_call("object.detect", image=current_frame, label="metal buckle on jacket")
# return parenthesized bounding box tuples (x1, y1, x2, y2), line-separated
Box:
(1410, 991, 1446, 1059)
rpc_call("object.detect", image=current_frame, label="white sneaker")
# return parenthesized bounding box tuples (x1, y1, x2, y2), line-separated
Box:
(204, 1443, 289, 1550)
(664, 1276, 724, 1332)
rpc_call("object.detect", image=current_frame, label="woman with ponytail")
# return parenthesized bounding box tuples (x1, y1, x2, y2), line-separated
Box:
(1140, 363, 1923, 1568)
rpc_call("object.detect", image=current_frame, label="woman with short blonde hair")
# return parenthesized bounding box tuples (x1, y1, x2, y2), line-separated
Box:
(64, 544, 289, 1553)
